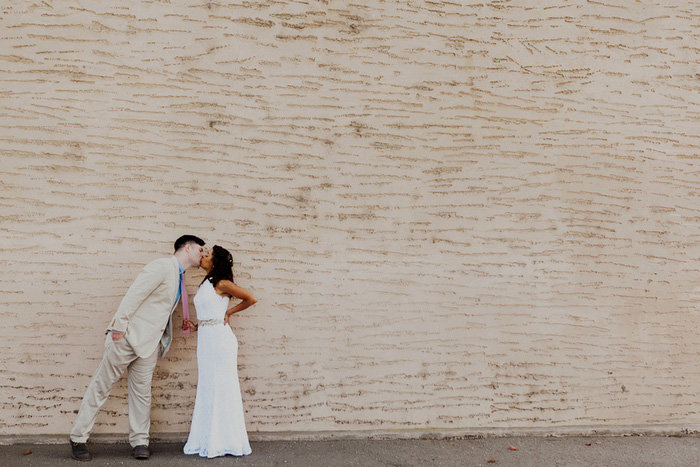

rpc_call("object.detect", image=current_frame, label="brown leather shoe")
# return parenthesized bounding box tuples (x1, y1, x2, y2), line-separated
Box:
(70, 440, 92, 461)
(132, 444, 150, 460)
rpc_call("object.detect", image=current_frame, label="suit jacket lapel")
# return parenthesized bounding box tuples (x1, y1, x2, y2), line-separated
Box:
(161, 256, 182, 358)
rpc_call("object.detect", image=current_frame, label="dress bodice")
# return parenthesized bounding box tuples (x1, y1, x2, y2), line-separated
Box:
(193, 279, 230, 321)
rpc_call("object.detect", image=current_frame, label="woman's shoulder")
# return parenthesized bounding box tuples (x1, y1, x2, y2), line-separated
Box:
(213, 280, 233, 298)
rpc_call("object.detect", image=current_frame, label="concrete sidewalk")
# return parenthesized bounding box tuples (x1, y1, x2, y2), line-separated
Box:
(4, 437, 700, 467)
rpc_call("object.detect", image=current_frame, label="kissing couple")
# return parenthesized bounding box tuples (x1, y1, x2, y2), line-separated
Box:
(70, 235, 257, 461)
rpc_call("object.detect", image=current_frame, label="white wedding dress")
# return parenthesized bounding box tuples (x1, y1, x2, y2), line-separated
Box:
(183, 279, 252, 458)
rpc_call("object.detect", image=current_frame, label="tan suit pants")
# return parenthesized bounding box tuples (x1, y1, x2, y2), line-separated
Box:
(70, 334, 159, 447)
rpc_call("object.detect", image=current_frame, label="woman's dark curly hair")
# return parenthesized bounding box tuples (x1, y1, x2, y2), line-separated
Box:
(202, 245, 234, 287)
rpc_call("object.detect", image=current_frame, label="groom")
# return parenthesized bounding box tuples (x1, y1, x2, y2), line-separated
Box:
(69, 235, 205, 461)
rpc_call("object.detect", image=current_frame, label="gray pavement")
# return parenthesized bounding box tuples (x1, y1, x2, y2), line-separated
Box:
(4, 437, 700, 467)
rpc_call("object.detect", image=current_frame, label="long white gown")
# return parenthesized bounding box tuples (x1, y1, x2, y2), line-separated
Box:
(183, 279, 252, 458)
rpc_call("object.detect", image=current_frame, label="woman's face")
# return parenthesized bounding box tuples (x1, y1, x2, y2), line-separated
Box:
(200, 250, 214, 272)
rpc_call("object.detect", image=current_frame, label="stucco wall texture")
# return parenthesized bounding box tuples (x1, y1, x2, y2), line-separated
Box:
(2, 0, 700, 438)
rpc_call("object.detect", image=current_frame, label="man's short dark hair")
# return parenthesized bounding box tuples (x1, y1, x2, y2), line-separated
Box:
(174, 235, 205, 252)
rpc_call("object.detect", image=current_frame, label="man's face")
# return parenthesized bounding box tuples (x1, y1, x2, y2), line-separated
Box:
(187, 243, 205, 267)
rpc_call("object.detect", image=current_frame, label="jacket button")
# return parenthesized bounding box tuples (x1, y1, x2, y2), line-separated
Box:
(160, 329, 164, 332)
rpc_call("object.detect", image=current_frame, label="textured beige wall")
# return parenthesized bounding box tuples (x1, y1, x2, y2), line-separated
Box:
(2, 0, 700, 438)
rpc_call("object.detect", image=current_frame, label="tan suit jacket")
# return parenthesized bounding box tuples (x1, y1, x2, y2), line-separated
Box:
(107, 256, 181, 358)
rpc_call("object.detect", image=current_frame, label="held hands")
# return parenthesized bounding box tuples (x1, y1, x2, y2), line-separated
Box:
(182, 319, 198, 332)
(111, 331, 125, 341)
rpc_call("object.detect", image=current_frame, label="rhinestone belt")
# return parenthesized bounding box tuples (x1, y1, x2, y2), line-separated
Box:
(199, 319, 224, 327)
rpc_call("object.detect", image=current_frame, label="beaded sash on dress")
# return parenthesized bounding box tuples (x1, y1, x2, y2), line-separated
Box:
(199, 319, 224, 327)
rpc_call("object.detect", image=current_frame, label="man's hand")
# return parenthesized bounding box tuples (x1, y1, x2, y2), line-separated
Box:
(182, 319, 198, 332)
(111, 331, 125, 341)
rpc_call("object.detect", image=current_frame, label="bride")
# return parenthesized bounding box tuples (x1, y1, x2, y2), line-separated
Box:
(182, 245, 258, 458)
